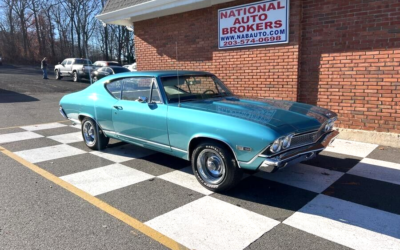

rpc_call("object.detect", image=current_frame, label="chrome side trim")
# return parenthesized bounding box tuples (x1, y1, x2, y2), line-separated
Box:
(171, 147, 188, 153)
(108, 131, 171, 149)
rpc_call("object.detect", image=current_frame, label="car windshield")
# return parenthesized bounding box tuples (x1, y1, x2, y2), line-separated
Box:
(161, 75, 233, 103)
(75, 59, 92, 65)
(113, 67, 130, 73)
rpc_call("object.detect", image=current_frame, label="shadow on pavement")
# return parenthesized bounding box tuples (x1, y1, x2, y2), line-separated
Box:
(0, 89, 39, 103)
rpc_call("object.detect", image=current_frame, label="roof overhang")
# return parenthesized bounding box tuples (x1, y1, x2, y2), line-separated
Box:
(96, 0, 234, 26)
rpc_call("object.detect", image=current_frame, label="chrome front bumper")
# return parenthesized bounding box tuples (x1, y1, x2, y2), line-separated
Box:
(259, 130, 339, 173)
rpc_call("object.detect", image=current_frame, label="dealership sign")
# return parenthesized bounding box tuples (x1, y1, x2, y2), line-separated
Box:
(218, 0, 289, 49)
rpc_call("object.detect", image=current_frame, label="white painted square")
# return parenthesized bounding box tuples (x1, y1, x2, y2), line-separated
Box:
(60, 164, 154, 196)
(146, 196, 280, 250)
(324, 139, 378, 158)
(348, 158, 400, 186)
(255, 163, 344, 193)
(48, 132, 83, 144)
(90, 144, 154, 163)
(21, 122, 67, 131)
(284, 194, 400, 250)
(14, 144, 86, 163)
(158, 167, 213, 195)
(0, 131, 43, 144)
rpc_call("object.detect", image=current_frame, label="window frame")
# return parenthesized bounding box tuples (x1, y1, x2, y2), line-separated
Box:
(104, 77, 164, 104)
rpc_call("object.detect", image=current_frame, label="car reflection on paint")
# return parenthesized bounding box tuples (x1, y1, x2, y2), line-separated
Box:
(59, 71, 339, 192)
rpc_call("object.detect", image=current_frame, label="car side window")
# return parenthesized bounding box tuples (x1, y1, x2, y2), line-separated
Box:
(105, 80, 122, 99)
(61, 60, 67, 65)
(105, 68, 113, 74)
(66, 60, 72, 65)
(121, 78, 161, 103)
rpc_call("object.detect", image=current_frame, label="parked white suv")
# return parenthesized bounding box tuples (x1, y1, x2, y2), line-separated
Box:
(54, 58, 95, 82)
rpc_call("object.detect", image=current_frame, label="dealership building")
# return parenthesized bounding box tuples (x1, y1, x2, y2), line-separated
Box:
(97, 0, 400, 145)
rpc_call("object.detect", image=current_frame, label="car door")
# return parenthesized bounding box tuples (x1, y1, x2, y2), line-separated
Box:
(112, 77, 170, 152)
(59, 60, 67, 74)
(65, 59, 73, 75)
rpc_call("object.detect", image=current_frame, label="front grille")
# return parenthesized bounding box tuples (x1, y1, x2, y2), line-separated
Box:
(290, 129, 325, 148)
(261, 128, 327, 156)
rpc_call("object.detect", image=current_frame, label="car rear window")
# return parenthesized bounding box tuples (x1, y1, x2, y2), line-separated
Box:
(108, 62, 121, 66)
(75, 59, 92, 65)
(113, 68, 130, 73)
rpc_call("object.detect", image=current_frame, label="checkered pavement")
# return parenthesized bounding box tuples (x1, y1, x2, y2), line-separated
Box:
(1, 122, 400, 250)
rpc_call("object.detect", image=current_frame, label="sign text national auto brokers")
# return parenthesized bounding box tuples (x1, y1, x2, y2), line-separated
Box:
(218, 0, 289, 49)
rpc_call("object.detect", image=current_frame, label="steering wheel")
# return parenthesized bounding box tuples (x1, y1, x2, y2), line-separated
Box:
(203, 89, 216, 95)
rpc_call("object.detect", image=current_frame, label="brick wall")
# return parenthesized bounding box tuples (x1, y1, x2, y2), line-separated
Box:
(135, 0, 302, 100)
(299, 0, 400, 133)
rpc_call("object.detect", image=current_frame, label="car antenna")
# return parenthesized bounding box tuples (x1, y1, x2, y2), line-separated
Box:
(176, 41, 180, 107)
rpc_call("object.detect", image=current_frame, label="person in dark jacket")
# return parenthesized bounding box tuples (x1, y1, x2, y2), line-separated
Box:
(41, 57, 48, 79)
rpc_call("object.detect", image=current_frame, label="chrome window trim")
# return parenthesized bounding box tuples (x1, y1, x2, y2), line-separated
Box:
(104, 77, 165, 104)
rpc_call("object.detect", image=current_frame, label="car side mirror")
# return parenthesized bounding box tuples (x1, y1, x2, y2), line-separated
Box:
(137, 96, 148, 103)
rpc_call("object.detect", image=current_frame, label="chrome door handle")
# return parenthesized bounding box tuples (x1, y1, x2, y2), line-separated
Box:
(113, 106, 123, 110)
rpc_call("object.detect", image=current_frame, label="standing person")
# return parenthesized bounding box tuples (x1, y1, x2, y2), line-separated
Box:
(41, 57, 48, 79)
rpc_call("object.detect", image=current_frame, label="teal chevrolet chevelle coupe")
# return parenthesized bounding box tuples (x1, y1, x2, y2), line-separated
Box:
(59, 71, 339, 192)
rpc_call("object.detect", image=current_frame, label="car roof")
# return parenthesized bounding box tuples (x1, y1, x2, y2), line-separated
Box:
(65, 58, 90, 60)
(105, 70, 212, 77)
(95, 61, 119, 63)
(107, 65, 127, 68)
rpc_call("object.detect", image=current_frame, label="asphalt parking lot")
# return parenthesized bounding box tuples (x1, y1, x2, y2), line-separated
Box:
(1, 65, 400, 250)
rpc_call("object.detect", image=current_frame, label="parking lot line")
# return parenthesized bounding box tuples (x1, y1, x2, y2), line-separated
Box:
(0, 145, 188, 250)
(0, 120, 70, 130)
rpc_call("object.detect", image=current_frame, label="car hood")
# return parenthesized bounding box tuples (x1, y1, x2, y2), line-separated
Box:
(179, 97, 337, 134)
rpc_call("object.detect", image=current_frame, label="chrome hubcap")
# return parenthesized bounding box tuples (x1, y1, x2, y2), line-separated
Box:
(83, 121, 96, 146)
(197, 149, 226, 185)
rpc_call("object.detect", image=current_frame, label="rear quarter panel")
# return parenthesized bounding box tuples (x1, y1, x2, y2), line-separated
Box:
(59, 81, 118, 131)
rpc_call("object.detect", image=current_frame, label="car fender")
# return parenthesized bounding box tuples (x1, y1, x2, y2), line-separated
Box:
(187, 133, 239, 164)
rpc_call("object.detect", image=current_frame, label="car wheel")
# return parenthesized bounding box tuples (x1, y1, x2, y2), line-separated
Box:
(73, 71, 80, 82)
(55, 70, 62, 80)
(191, 141, 242, 192)
(81, 117, 109, 150)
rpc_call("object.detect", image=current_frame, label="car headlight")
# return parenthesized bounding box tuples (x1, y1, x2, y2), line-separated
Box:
(270, 133, 294, 153)
(270, 138, 282, 153)
(282, 134, 294, 149)
(324, 117, 337, 132)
